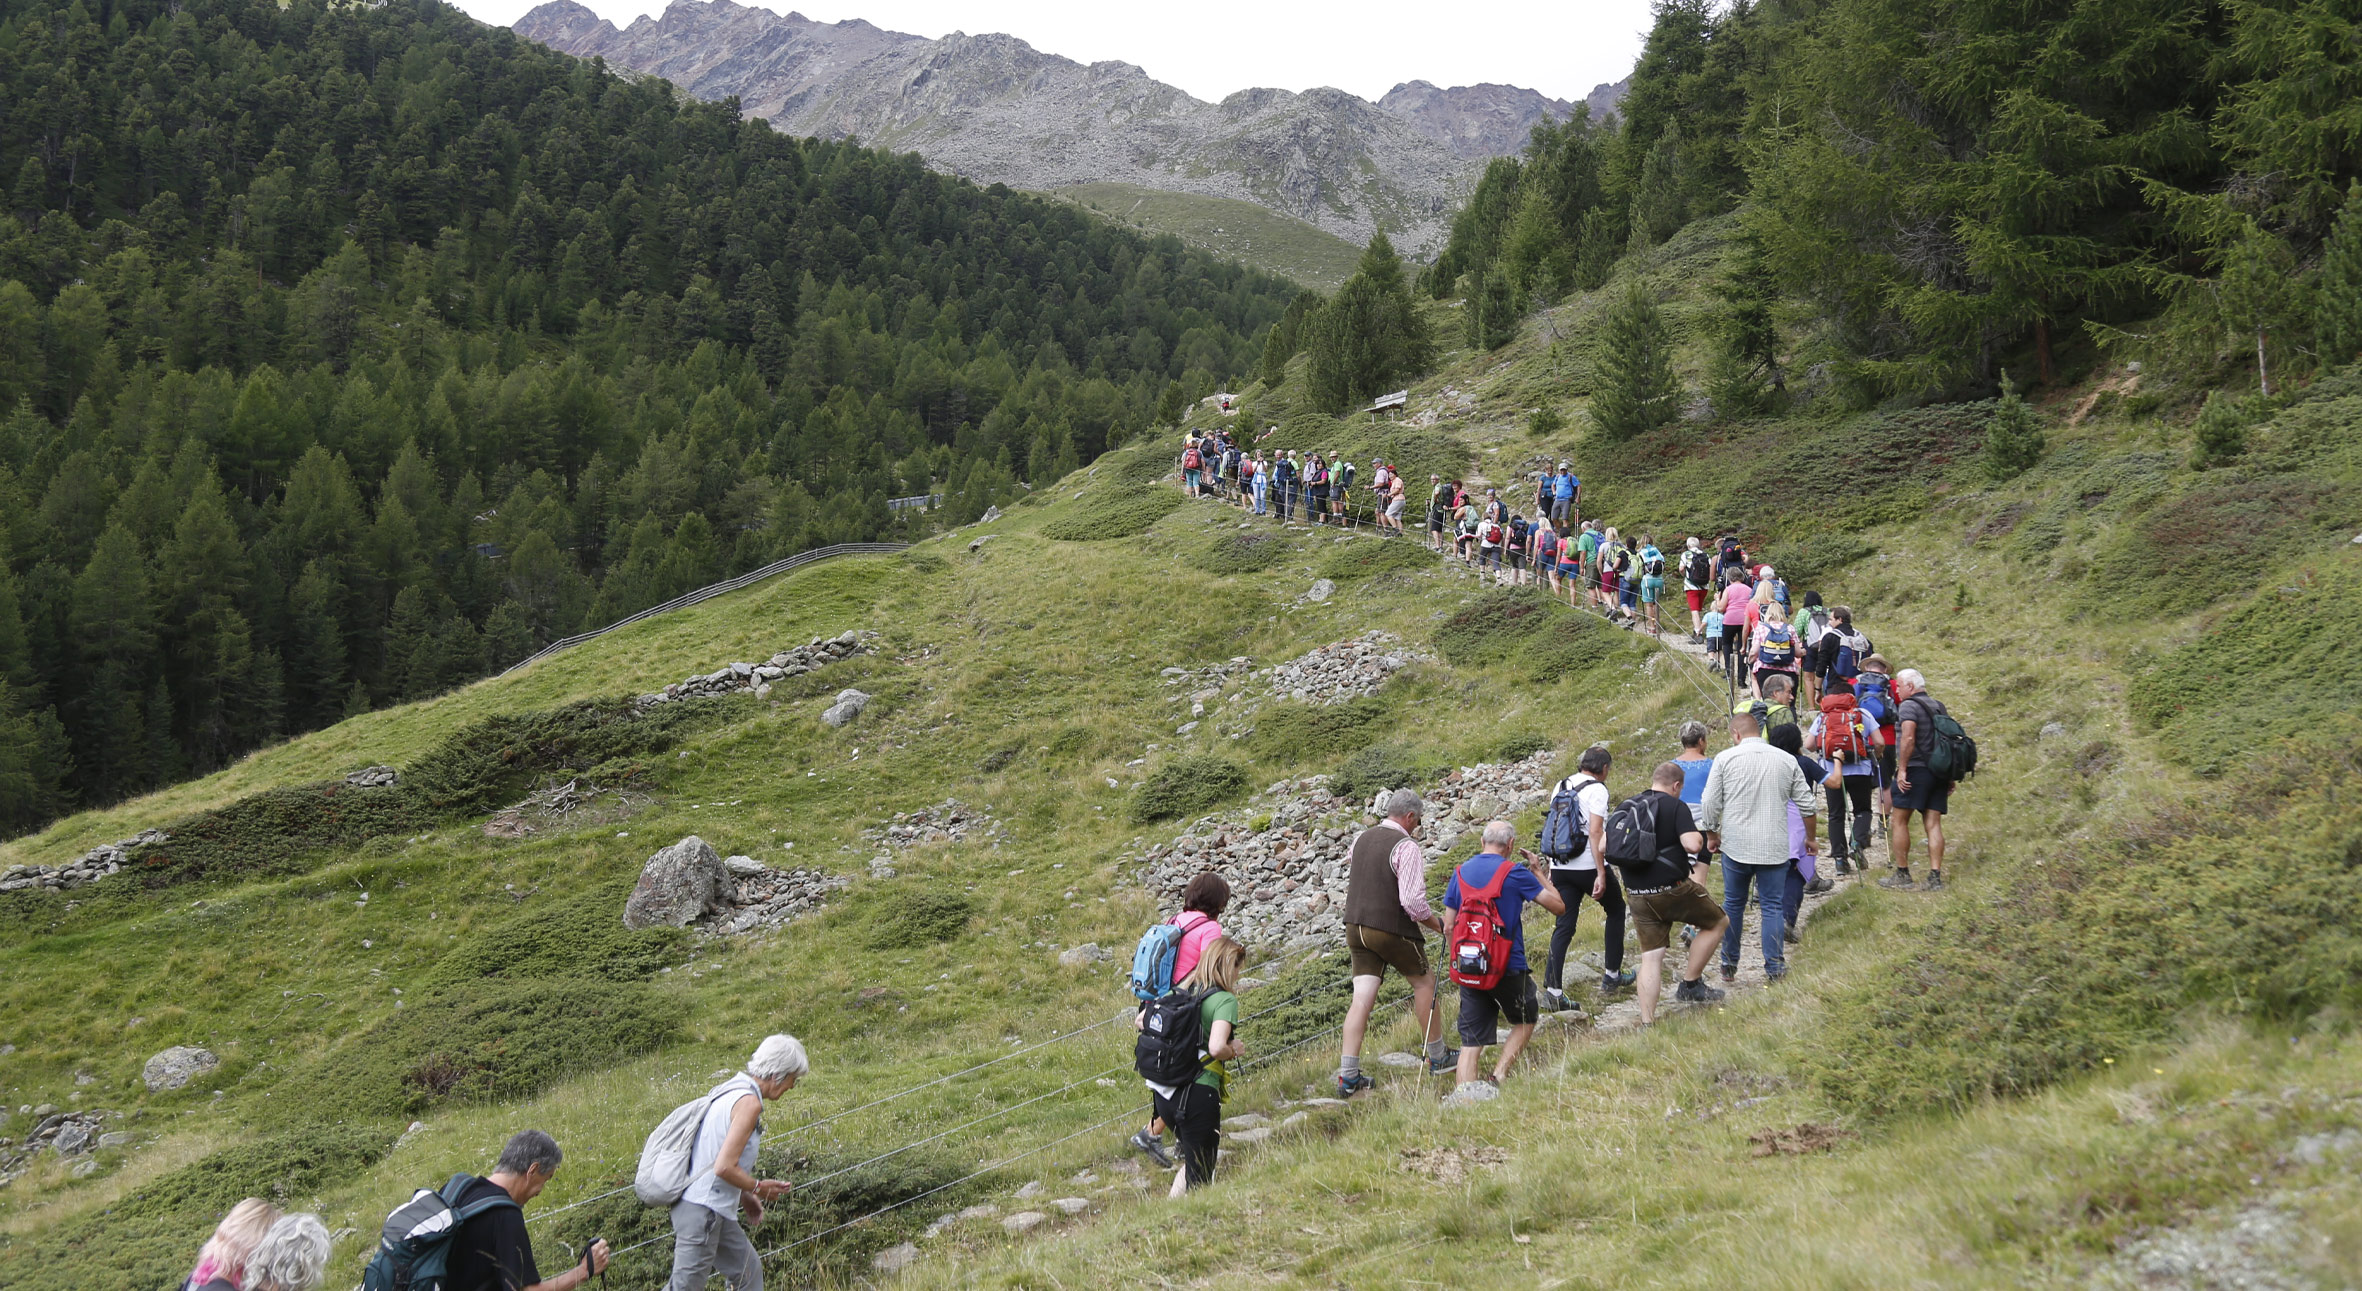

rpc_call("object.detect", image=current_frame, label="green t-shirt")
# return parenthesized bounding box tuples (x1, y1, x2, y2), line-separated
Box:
(1196, 990, 1240, 1094)
(1577, 531, 1600, 561)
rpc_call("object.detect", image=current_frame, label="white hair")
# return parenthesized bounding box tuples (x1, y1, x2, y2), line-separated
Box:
(1896, 668, 1926, 690)
(748, 1034, 809, 1081)
(246, 1214, 331, 1291)
(1481, 820, 1517, 852)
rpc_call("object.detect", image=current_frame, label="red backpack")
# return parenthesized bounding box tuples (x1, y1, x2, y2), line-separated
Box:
(1819, 692, 1870, 762)
(1182, 446, 1202, 470)
(1446, 861, 1517, 990)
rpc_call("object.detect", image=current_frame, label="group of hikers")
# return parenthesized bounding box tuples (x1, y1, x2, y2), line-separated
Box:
(181, 1038, 811, 1291)
(1178, 427, 1411, 532)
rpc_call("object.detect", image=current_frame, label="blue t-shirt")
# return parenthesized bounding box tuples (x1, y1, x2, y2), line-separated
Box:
(1444, 853, 1547, 974)
(1676, 756, 1713, 807)
(1553, 473, 1575, 500)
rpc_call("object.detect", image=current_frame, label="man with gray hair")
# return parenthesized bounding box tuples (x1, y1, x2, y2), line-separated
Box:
(444, 1130, 610, 1291)
(1336, 787, 1453, 1097)
(666, 1035, 809, 1291)
(1883, 668, 1953, 891)
(1445, 820, 1566, 1090)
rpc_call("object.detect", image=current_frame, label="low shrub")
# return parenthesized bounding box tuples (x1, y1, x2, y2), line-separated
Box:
(840, 886, 979, 949)
(424, 885, 692, 986)
(2088, 473, 2334, 617)
(1245, 697, 1394, 763)
(1201, 532, 1289, 575)
(1433, 589, 1556, 665)
(1758, 532, 1876, 595)
(1432, 589, 1645, 684)
(0, 1127, 395, 1291)
(1130, 753, 1252, 823)
(304, 979, 679, 1120)
(1489, 731, 1554, 762)
(1040, 489, 1181, 541)
(1320, 538, 1433, 580)
(2129, 569, 2351, 776)
(1328, 743, 1449, 803)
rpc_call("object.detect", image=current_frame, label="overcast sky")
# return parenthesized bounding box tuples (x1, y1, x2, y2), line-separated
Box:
(456, 0, 1655, 104)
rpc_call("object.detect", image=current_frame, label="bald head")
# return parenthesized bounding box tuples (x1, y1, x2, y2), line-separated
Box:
(1652, 761, 1685, 793)
(1729, 709, 1761, 739)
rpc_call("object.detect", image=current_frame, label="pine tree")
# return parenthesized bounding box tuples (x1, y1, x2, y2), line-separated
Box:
(68, 525, 157, 800)
(1982, 374, 2047, 480)
(1589, 285, 1682, 442)
(1467, 268, 1521, 351)
(2190, 390, 2252, 468)
(1305, 233, 1435, 411)
(2316, 183, 2362, 366)
(1707, 232, 1782, 416)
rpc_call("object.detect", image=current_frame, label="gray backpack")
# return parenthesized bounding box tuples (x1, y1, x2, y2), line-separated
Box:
(635, 1076, 754, 1205)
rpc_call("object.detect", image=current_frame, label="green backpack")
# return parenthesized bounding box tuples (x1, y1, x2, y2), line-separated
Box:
(1917, 701, 1979, 783)
(360, 1173, 520, 1291)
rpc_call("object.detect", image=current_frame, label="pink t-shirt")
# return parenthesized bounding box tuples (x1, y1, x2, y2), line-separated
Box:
(1171, 911, 1224, 982)
(1721, 584, 1760, 635)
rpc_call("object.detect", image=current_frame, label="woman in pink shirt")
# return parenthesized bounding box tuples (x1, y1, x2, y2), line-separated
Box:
(1719, 577, 1759, 676)
(1132, 872, 1232, 1167)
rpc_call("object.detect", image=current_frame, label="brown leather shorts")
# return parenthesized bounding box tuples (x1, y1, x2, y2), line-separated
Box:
(1345, 923, 1430, 980)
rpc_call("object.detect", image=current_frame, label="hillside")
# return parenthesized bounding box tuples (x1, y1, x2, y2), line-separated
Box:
(4, 203, 2360, 1288)
(512, 0, 1604, 259)
(1050, 184, 1365, 292)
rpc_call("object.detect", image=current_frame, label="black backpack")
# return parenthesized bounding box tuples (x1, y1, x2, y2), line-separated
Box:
(361, 1174, 519, 1291)
(1601, 793, 1659, 869)
(1687, 550, 1712, 586)
(1134, 989, 1209, 1086)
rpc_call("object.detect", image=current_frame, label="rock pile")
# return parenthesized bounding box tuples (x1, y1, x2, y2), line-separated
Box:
(1134, 749, 1557, 953)
(861, 800, 1007, 851)
(1257, 631, 1430, 706)
(634, 630, 877, 708)
(0, 1110, 127, 1186)
(622, 835, 847, 936)
(344, 766, 400, 787)
(1, 829, 169, 894)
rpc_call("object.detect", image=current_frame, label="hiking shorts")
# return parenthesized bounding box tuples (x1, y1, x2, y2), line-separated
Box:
(1457, 970, 1538, 1044)
(1894, 772, 1951, 815)
(1627, 879, 1725, 953)
(1184, 468, 1202, 489)
(1387, 496, 1406, 520)
(1686, 588, 1708, 611)
(1559, 559, 1580, 577)
(1346, 924, 1429, 980)
(1600, 570, 1620, 598)
(1641, 576, 1664, 603)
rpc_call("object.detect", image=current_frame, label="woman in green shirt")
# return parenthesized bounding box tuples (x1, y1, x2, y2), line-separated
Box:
(1144, 936, 1246, 1196)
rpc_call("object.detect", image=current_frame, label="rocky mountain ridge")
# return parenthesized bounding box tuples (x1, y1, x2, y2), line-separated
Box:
(514, 0, 1626, 256)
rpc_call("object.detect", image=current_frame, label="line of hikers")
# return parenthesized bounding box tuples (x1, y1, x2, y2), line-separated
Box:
(1179, 428, 1413, 532)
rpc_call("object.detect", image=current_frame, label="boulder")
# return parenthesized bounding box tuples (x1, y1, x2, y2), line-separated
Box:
(1057, 943, 1110, 967)
(873, 1243, 920, 1273)
(821, 689, 872, 729)
(1305, 578, 1335, 603)
(142, 1045, 219, 1092)
(979, 505, 1004, 524)
(623, 836, 731, 929)
(1002, 1211, 1047, 1234)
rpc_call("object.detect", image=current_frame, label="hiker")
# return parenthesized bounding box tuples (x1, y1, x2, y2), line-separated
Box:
(183, 1198, 280, 1291)
(1675, 721, 1715, 807)
(1307, 453, 1331, 525)
(1384, 468, 1407, 534)
(1698, 706, 1818, 983)
(1815, 606, 1873, 700)
(1883, 668, 1953, 892)
(665, 1037, 808, 1291)
(1618, 763, 1729, 1022)
(1137, 935, 1247, 1195)
(1448, 820, 1567, 1088)
(1853, 653, 1900, 815)
(1534, 519, 1561, 595)
(1454, 492, 1480, 563)
(1715, 534, 1748, 589)
(1745, 672, 1800, 735)
(1130, 873, 1231, 1169)
(1805, 676, 1882, 877)
(1557, 523, 1585, 607)
(1180, 436, 1204, 497)
(1250, 451, 1269, 515)
(427, 1131, 611, 1291)
(1540, 744, 1633, 1010)
(1718, 573, 1758, 677)
(1597, 527, 1624, 615)
(246, 1214, 332, 1291)
(1338, 789, 1455, 1094)
(1332, 456, 1356, 526)
(1637, 534, 1666, 634)
(1769, 722, 1841, 915)
(1427, 477, 1450, 550)
(1552, 464, 1578, 526)
(1533, 472, 1553, 522)
(1793, 593, 1832, 706)
(1476, 504, 1503, 576)
(1273, 451, 1297, 521)
(1702, 601, 1726, 675)
(1681, 537, 1714, 639)
(1751, 603, 1801, 699)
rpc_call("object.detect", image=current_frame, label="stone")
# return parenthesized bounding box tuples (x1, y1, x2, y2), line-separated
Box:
(968, 534, 995, 553)
(1221, 1112, 1269, 1130)
(873, 1242, 920, 1273)
(344, 765, 400, 787)
(1057, 943, 1111, 967)
(956, 1204, 999, 1221)
(1227, 1126, 1274, 1144)
(2292, 1128, 2362, 1166)
(979, 505, 1004, 524)
(822, 689, 873, 728)
(1373, 1051, 1425, 1068)
(1441, 1080, 1501, 1106)
(97, 1131, 134, 1149)
(1281, 1112, 1309, 1128)
(723, 855, 768, 877)
(1002, 1211, 1047, 1234)
(51, 1121, 95, 1155)
(1305, 578, 1335, 602)
(142, 1045, 219, 1092)
(1013, 1180, 1043, 1198)
(622, 836, 731, 929)
(70, 1158, 99, 1178)
(1051, 1197, 1090, 1215)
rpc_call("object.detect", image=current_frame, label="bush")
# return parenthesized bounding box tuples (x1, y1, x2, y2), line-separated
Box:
(841, 886, 978, 949)
(1489, 731, 1554, 762)
(2190, 390, 2255, 467)
(1433, 589, 1556, 665)
(1130, 753, 1253, 823)
(1320, 537, 1433, 580)
(425, 885, 691, 986)
(302, 979, 679, 1120)
(1328, 743, 1448, 803)
(2088, 473, 2333, 616)
(1040, 488, 1181, 541)
(1202, 533, 1288, 575)
(1529, 407, 1566, 437)
(0, 1128, 396, 1291)
(1758, 532, 1876, 594)
(2129, 569, 2351, 775)
(1245, 697, 1394, 762)
(1432, 589, 1644, 684)
(1982, 374, 2047, 480)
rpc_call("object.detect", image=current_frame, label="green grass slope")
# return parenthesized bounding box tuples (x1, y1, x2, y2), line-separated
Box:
(1052, 183, 1365, 291)
(6, 238, 2362, 1288)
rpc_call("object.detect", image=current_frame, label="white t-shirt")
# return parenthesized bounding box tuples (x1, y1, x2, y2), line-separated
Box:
(1551, 774, 1611, 871)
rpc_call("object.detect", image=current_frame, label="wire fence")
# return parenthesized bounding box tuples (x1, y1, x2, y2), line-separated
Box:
(496, 542, 909, 677)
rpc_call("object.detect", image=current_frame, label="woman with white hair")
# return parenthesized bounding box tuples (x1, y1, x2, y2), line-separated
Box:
(183, 1197, 280, 1290)
(666, 1034, 809, 1291)
(244, 1213, 331, 1291)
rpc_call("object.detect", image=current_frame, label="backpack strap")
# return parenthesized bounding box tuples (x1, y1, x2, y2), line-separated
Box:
(1460, 859, 1513, 904)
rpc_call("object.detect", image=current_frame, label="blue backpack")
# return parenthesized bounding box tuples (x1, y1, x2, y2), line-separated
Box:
(1537, 777, 1592, 861)
(361, 1173, 520, 1291)
(1127, 912, 1211, 1001)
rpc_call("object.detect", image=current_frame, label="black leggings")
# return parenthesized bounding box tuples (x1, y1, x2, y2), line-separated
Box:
(1151, 1081, 1221, 1189)
(1826, 774, 1877, 859)
(1544, 868, 1625, 987)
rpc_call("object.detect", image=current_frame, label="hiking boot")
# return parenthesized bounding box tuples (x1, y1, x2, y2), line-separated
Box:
(1599, 969, 1636, 994)
(1765, 966, 1789, 983)
(1877, 871, 1919, 891)
(1806, 875, 1834, 895)
(1425, 1049, 1462, 1075)
(1923, 871, 1946, 891)
(1719, 964, 1738, 985)
(1832, 855, 1855, 877)
(1541, 986, 1571, 1013)
(1128, 1129, 1174, 1169)
(1783, 926, 1800, 945)
(1337, 1071, 1376, 1099)
(1673, 978, 1726, 1004)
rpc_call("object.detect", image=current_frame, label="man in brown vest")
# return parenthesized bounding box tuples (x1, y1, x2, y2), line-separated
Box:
(1336, 788, 1453, 1097)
